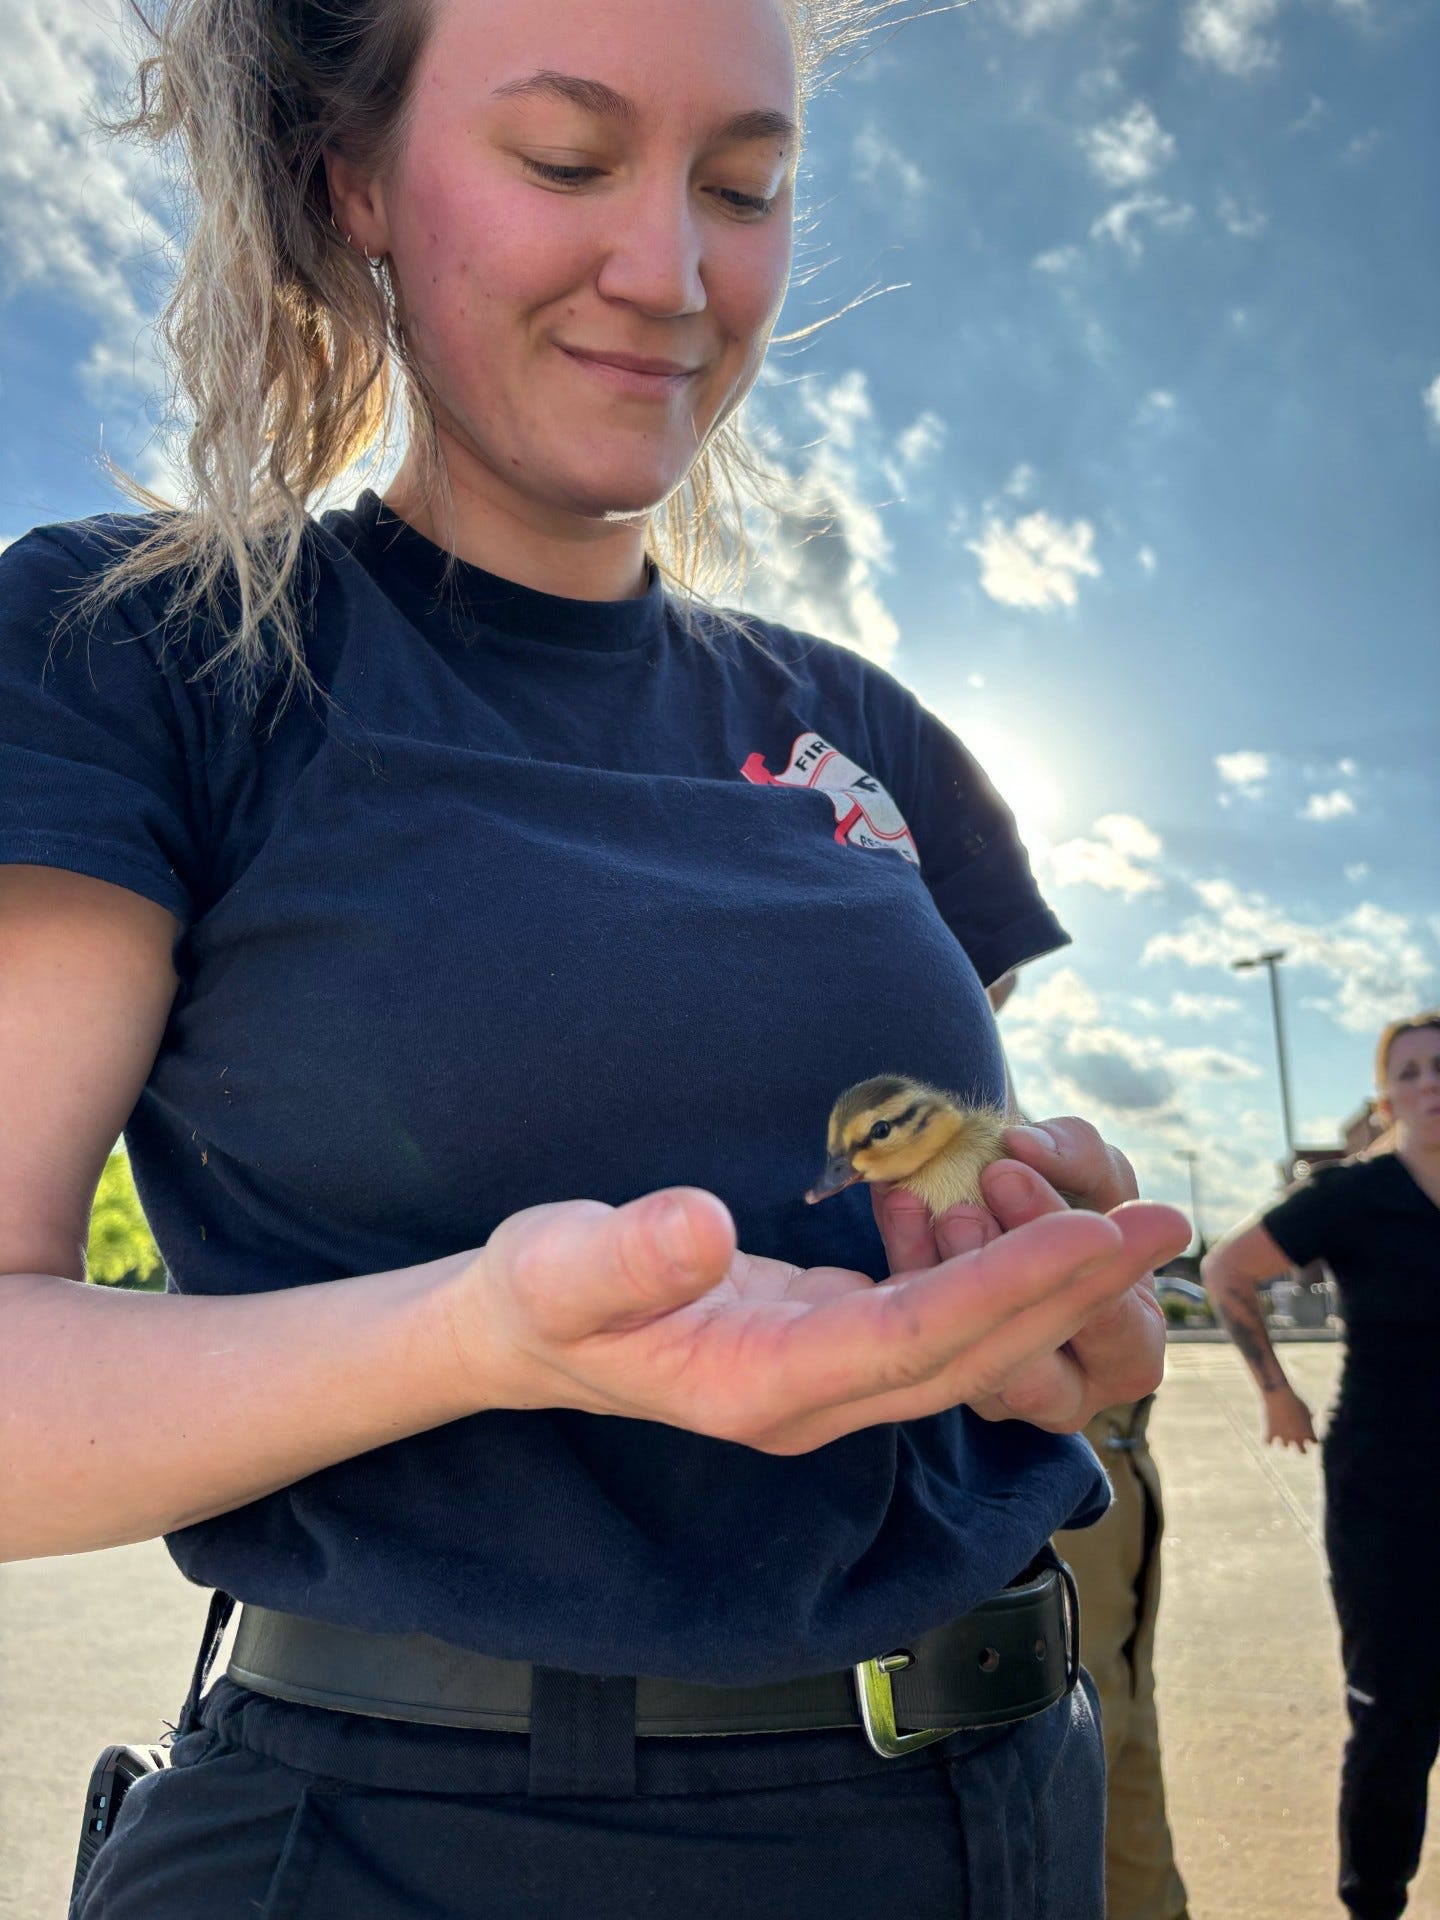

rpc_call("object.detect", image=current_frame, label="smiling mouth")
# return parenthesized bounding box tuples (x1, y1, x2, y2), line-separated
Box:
(556, 346, 702, 394)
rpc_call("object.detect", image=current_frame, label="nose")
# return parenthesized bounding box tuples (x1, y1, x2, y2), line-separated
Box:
(595, 177, 707, 320)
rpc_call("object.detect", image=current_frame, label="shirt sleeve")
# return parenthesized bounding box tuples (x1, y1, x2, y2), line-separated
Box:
(1261, 1164, 1354, 1269)
(0, 525, 208, 927)
(883, 685, 1070, 988)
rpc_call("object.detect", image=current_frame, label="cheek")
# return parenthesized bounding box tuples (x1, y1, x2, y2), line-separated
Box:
(391, 173, 584, 345)
(712, 224, 793, 342)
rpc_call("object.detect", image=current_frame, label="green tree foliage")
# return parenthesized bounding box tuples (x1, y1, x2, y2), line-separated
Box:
(87, 1148, 164, 1289)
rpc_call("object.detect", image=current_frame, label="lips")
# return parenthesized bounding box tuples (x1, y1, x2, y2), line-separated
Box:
(559, 347, 699, 376)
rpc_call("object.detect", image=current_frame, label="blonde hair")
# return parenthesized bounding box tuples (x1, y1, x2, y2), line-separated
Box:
(72, 0, 953, 716)
(1375, 1012, 1440, 1093)
(1354, 1010, 1440, 1158)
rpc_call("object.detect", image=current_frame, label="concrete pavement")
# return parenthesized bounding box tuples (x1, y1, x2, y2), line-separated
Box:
(1, 1342, 1435, 1917)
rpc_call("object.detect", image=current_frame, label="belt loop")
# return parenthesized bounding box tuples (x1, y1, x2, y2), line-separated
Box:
(526, 1667, 637, 1799)
(175, 1590, 236, 1739)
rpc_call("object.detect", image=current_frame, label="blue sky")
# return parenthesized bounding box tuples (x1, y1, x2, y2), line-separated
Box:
(2, 0, 1436, 1239)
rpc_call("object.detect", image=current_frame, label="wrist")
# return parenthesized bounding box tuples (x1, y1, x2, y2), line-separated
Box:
(399, 1248, 519, 1424)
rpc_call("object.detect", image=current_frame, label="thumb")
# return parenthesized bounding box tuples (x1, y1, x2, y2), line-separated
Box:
(524, 1188, 737, 1341)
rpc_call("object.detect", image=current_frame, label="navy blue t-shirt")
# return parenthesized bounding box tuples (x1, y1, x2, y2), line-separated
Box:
(0, 491, 1107, 1684)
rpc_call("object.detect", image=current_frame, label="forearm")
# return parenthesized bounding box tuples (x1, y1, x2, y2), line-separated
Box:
(1201, 1257, 1290, 1397)
(0, 1255, 481, 1562)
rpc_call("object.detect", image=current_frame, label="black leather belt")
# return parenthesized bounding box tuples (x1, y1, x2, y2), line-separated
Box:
(227, 1557, 1080, 1759)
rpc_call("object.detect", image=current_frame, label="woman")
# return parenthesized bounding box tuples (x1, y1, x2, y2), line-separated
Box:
(0, 1, 1186, 1914)
(1202, 1013, 1440, 1920)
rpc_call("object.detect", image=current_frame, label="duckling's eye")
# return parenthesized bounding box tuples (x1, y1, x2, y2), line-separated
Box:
(868, 1120, 893, 1143)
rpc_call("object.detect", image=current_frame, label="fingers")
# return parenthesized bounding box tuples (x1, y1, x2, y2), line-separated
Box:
(1001, 1118, 1139, 1213)
(500, 1188, 738, 1344)
(871, 1182, 1000, 1276)
(869, 1182, 938, 1276)
(756, 1207, 1129, 1436)
(826, 1204, 1180, 1441)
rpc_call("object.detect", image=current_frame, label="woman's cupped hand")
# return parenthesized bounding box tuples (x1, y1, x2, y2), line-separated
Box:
(431, 1123, 1188, 1452)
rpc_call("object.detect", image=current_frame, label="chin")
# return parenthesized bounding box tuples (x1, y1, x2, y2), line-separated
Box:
(551, 464, 694, 522)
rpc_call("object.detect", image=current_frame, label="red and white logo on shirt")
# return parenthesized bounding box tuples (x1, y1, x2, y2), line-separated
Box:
(740, 733, 920, 868)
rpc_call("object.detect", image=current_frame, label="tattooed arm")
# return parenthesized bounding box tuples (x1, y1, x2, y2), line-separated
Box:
(1201, 1224, 1319, 1451)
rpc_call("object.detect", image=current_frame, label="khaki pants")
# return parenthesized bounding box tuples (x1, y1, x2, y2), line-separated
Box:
(1055, 1399, 1189, 1920)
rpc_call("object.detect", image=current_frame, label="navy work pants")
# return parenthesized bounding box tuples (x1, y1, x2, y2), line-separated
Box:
(75, 1667, 1105, 1918)
(1326, 1452, 1440, 1920)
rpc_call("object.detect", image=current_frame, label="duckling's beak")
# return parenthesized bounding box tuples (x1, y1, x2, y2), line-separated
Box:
(805, 1153, 861, 1204)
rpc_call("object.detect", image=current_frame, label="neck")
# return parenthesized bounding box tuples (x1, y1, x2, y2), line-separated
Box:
(384, 438, 651, 604)
(1396, 1131, 1440, 1178)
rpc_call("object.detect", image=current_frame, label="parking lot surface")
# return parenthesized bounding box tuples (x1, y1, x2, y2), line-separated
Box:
(2, 1342, 1435, 1917)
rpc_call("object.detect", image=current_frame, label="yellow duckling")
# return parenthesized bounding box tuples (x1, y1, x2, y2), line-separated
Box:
(805, 1075, 1010, 1218)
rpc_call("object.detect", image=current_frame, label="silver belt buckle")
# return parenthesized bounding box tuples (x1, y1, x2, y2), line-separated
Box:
(852, 1650, 950, 1758)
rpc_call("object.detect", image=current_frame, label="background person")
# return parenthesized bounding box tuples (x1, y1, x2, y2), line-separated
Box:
(987, 971, 1190, 1920)
(0, 1, 1186, 1914)
(1055, 1396, 1190, 1920)
(1202, 1012, 1440, 1920)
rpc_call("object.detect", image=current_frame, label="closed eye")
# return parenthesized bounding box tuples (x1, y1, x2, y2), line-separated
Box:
(715, 188, 775, 216)
(523, 159, 604, 187)
(521, 158, 775, 217)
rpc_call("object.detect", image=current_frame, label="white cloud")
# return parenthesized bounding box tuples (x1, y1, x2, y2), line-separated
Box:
(1217, 193, 1268, 237)
(1170, 991, 1242, 1020)
(1167, 1045, 1262, 1082)
(1300, 789, 1356, 821)
(1006, 965, 1101, 1031)
(1090, 194, 1195, 257)
(1045, 814, 1164, 898)
(852, 122, 927, 201)
(893, 411, 947, 471)
(1137, 545, 1158, 572)
(1423, 376, 1440, 431)
(1032, 245, 1082, 275)
(966, 511, 1101, 610)
(1144, 880, 1435, 1034)
(1342, 130, 1381, 165)
(995, 0, 1092, 33)
(1289, 96, 1330, 135)
(1003, 463, 1037, 500)
(1344, 862, 1370, 884)
(1184, 0, 1370, 79)
(0, 5, 171, 398)
(1081, 103, 1176, 189)
(1215, 749, 1270, 796)
(1136, 389, 1177, 427)
(743, 370, 901, 665)
(1182, 0, 1283, 76)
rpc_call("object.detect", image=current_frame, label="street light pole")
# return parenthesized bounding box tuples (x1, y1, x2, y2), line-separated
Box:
(1231, 948, 1297, 1168)
(1174, 1148, 1205, 1255)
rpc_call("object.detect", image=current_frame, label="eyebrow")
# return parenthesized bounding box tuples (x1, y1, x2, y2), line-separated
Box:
(491, 70, 797, 147)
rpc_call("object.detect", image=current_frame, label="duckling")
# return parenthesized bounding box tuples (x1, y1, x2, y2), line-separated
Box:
(805, 1075, 1010, 1219)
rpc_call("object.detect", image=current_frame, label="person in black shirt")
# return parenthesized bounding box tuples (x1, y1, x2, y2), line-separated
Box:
(1202, 1012, 1440, 1920)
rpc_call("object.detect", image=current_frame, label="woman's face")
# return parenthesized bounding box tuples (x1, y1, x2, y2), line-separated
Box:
(1380, 1027, 1440, 1151)
(355, 0, 798, 530)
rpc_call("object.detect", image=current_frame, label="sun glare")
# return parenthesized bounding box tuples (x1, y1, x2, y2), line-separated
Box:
(934, 712, 1068, 859)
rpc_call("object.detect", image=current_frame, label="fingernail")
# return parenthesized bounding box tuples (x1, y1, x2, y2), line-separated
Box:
(988, 1169, 1030, 1209)
(945, 1217, 989, 1255)
(658, 1198, 699, 1270)
(1006, 1125, 1055, 1154)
